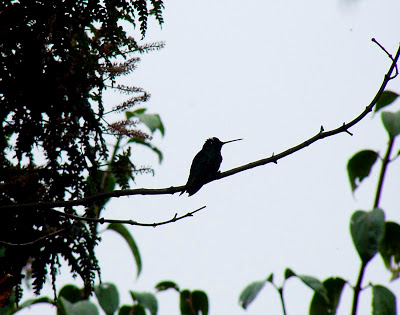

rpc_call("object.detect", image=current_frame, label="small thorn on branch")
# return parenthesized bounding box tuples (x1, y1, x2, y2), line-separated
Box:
(343, 123, 353, 136)
(271, 152, 278, 164)
(320, 125, 324, 133)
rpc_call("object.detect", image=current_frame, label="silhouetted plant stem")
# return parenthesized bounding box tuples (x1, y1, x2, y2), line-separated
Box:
(278, 287, 287, 315)
(351, 261, 367, 315)
(374, 136, 395, 208)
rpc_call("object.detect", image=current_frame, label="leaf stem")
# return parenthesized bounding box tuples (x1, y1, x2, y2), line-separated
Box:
(351, 261, 367, 315)
(278, 287, 287, 315)
(374, 136, 394, 208)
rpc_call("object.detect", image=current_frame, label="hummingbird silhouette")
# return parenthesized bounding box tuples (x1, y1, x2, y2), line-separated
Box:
(180, 137, 242, 196)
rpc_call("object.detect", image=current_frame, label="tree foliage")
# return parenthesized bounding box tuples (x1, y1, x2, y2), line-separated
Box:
(0, 0, 164, 303)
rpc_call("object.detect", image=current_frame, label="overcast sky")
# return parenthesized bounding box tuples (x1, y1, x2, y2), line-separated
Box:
(21, 0, 400, 314)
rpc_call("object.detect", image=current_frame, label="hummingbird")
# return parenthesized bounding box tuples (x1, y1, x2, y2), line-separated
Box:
(180, 137, 242, 196)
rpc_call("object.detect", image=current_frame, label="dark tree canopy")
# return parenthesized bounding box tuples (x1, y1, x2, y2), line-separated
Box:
(0, 0, 164, 302)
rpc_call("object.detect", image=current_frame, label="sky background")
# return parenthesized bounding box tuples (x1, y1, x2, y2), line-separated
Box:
(20, 0, 400, 314)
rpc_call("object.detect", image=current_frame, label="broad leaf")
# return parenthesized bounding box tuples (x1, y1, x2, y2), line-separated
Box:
(379, 221, 400, 280)
(60, 298, 99, 315)
(118, 305, 134, 315)
(192, 291, 208, 315)
(107, 223, 142, 278)
(350, 208, 385, 263)
(297, 275, 328, 303)
(155, 281, 180, 292)
(127, 109, 165, 136)
(95, 283, 119, 315)
(347, 150, 378, 193)
(239, 280, 266, 309)
(58, 285, 82, 304)
(132, 304, 147, 315)
(372, 285, 396, 315)
(375, 91, 399, 113)
(382, 111, 400, 138)
(180, 290, 192, 315)
(309, 277, 346, 315)
(130, 291, 158, 315)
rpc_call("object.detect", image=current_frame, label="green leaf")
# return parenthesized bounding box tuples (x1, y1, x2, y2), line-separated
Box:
(130, 291, 158, 315)
(58, 285, 82, 304)
(309, 277, 346, 315)
(382, 111, 400, 138)
(347, 150, 378, 193)
(266, 273, 274, 283)
(180, 290, 192, 315)
(136, 112, 165, 136)
(284, 268, 295, 280)
(375, 91, 399, 112)
(379, 221, 400, 280)
(297, 275, 328, 303)
(95, 283, 119, 315)
(132, 304, 147, 315)
(127, 108, 165, 136)
(155, 281, 180, 292)
(60, 298, 99, 315)
(238, 280, 266, 309)
(128, 138, 163, 163)
(107, 223, 142, 278)
(350, 208, 385, 263)
(191, 291, 208, 315)
(118, 305, 134, 315)
(372, 285, 396, 315)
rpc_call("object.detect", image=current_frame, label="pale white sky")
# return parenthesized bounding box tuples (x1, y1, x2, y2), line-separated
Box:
(21, 0, 400, 314)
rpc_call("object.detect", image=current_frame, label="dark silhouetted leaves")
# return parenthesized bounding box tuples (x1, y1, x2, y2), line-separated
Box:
(239, 280, 266, 309)
(375, 90, 399, 112)
(347, 150, 378, 193)
(382, 111, 400, 138)
(350, 208, 385, 263)
(95, 283, 119, 315)
(58, 284, 82, 304)
(309, 277, 346, 315)
(379, 221, 400, 280)
(180, 290, 208, 315)
(130, 291, 158, 315)
(155, 281, 180, 292)
(106, 224, 142, 278)
(372, 285, 396, 315)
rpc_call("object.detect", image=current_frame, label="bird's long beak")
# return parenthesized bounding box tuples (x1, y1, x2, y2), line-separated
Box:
(222, 138, 243, 145)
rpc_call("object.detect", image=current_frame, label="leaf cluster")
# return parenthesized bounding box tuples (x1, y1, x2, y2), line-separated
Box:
(0, 0, 164, 304)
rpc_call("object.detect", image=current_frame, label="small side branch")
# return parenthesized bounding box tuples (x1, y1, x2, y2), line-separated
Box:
(53, 205, 206, 227)
(0, 206, 206, 246)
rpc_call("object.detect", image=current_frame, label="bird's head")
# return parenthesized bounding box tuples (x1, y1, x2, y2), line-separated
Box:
(203, 137, 242, 151)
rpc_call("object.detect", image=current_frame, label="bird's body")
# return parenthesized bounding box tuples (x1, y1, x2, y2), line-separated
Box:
(181, 137, 242, 196)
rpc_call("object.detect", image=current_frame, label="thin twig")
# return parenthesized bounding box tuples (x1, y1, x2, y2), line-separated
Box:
(374, 137, 395, 208)
(1, 42, 399, 211)
(0, 226, 70, 247)
(372, 38, 399, 79)
(0, 206, 206, 246)
(51, 206, 206, 227)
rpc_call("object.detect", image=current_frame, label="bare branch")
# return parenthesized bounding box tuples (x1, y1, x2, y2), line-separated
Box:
(52, 206, 206, 227)
(0, 206, 206, 246)
(1, 41, 399, 211)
